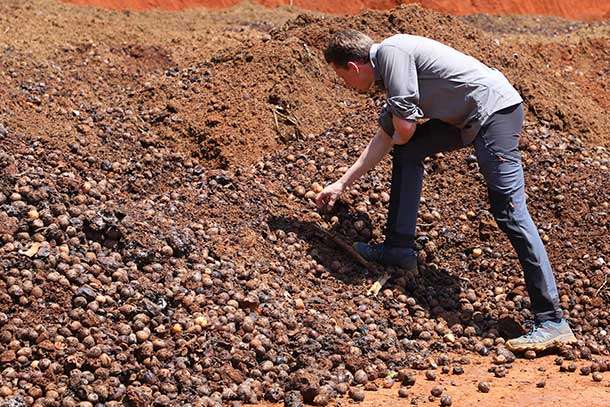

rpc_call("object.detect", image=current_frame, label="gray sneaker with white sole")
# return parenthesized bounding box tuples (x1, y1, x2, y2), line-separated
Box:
(506, 319, 577, 352)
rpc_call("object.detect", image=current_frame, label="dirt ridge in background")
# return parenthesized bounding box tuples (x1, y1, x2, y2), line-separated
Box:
(62, 0, 610, 21)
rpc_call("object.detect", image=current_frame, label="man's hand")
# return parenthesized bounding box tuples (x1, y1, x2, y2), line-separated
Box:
(315, 181, 345, 209)
(315, 128, 393, 211)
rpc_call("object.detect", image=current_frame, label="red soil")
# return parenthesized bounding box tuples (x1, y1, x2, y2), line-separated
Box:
(63, 0, 610, 21)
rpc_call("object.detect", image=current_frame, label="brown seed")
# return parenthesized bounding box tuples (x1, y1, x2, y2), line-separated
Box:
(440, 394, 452, 406)
(383, 378, 395, 388)
(494, 367, 507, 378)
(478, 381, 490, 393)
(354, 369, 368, 385)
(524, 350, 537, 359)
(313, 393, 329, 406)
(348, 387, 365, 402)
(452, 366, 464, 375)
(364, 382, 378, 391)
(335, 383, 348, 395)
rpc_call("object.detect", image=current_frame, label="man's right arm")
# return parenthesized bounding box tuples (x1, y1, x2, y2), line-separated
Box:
(315, 128, 394, 208)
(338, 128, 394, 188)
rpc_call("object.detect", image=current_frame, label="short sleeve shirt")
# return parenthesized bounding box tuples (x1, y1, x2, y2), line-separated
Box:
(371, 34, 523, 144)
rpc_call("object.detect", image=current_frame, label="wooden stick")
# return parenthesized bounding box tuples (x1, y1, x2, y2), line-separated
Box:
(326, 232, 376, 272)
(312, 224, 390, 297)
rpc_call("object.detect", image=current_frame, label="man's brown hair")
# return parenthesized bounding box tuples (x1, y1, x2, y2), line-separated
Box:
(324, 29, 374, 68)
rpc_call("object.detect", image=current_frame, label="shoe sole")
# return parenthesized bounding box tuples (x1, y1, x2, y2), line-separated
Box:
(506, 332, 578, 352)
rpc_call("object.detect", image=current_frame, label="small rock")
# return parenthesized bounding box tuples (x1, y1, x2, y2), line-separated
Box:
(398, 387, 409, 398)
(592, 372, 603, 382)
(536, 380, 546, 388)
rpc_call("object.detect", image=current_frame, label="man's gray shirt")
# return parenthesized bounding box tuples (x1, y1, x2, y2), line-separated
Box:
(371, 34, 523, 145)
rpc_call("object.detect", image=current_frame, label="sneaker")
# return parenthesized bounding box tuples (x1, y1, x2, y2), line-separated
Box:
(353, 242, 417, 271)
(505, 319, 577, 352)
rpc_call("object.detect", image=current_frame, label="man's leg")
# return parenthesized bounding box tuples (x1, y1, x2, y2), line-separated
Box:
(355, 119, 463, 268)
(385, 119, 464, 249)
(473, 104, 575, 351)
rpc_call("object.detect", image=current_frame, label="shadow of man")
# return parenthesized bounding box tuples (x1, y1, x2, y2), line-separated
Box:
(266, 212, 509, 342)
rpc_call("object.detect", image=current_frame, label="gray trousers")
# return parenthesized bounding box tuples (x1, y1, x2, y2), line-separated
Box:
(385, 103, 563, 321)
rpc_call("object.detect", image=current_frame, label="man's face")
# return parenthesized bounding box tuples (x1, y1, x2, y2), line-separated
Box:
(332, 62, 374, 92)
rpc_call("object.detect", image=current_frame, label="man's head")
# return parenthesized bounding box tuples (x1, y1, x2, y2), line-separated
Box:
(324, 29, 375, 92)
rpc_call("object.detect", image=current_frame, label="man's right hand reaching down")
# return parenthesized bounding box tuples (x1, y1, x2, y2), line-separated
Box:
(315, 181, 345, 209)
(314, 127, 397, 210)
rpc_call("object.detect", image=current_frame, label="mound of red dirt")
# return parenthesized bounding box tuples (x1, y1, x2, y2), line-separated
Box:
(63, 0, 610, 20)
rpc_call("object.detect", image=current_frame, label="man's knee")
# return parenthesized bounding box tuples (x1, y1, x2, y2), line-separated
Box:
(488, 190, 514, 232)
(392, 144, 422, 165)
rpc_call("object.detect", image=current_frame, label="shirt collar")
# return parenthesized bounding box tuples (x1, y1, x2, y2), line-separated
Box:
(369, 43, 381, 81)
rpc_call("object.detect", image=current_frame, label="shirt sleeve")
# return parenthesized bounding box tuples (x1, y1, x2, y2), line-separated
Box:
(378, 104, 394, 137)
(377, 45, 423, 122)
